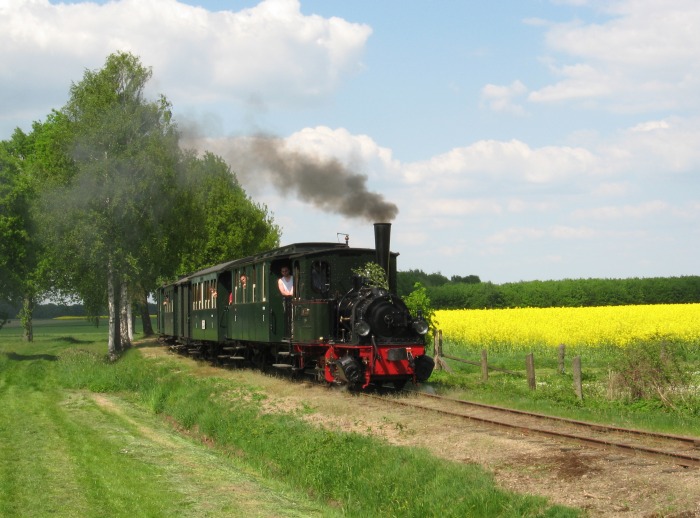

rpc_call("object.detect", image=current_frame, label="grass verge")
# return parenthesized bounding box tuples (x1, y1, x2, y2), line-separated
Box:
(432, 338, 700, 436)
(0, 321, 580, 517)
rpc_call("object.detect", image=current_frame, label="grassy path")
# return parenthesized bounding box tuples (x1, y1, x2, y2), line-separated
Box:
(0, 325, 578, 517)
(0, 376, 333, 517)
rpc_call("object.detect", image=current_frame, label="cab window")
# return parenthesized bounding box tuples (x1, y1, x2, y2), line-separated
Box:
(311, 261, 330, 296)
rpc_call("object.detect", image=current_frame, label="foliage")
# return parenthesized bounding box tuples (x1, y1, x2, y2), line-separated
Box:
(176, 151, 280, 274)
(351, 261, 389, 290)
(0, 142, 26, 303)
(33, 51, 187, 355)
(2, 51, 283, 348)
(396, 269, 452, 297)
(0, 130, 45, 340)
(427, 276, 700, 309)
(613, 336, 692, 407)
(403, 282, 436, 347)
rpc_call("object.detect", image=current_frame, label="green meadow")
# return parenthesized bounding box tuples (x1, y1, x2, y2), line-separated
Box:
(0, 319, 578, 517)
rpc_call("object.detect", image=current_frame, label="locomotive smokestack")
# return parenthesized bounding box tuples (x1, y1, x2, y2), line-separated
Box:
(374, 223, 391, 287)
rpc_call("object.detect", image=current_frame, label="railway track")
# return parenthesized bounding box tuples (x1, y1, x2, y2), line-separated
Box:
(364, 391, 700, 468)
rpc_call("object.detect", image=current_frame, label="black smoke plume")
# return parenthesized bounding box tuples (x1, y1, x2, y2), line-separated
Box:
(226, 134, 398, 222)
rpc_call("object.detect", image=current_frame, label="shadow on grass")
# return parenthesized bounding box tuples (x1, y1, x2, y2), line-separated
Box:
(134, 338, 161, 348)
(5, 351, 58, 362)
(55, 336, 93, 344)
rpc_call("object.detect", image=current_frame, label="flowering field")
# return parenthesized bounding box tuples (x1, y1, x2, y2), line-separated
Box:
(435, 304, 700, 351)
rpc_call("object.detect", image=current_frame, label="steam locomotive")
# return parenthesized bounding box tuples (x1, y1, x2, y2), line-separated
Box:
(156, 223, 434, 389)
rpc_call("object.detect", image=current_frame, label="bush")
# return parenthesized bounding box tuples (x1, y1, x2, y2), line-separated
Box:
(613, 336, 692, 409)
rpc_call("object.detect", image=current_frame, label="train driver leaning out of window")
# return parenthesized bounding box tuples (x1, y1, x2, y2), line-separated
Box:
(278, 266, 293, 297)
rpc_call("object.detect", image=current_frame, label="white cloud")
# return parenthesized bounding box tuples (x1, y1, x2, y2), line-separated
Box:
(486, 224, 597, 246)
(605, 116, 700, 173)
(528, 62, 615, 103)
(480, 80, 528, 114)
(402, 139, 596, 186)
(486, 227, 546, 245)
(0, 0, 371, 126)
(572, 200, 669, 220)
(285, 126, 399, 175)
(415, 199, 502, 217)
(630, 120, 670, 132)
(527, 0, 700, 111)
(506, 199, 559, 212)
(592, 182, 631, 196)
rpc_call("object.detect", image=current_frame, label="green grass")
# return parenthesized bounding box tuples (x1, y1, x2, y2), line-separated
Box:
(432, 339, 700, 436)
(0, 319, 580, 517)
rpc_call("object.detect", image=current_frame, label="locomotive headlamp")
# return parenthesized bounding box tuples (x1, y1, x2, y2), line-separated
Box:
(354, 320, 371, 337)
(412, 318, 429, 335)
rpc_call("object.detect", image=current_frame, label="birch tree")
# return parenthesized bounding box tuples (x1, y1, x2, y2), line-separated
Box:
(40, 51, 181, 359)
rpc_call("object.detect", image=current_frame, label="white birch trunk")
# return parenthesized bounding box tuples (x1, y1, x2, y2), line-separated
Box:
(120, 279, 132, 350)
(107, 260, 121, 360)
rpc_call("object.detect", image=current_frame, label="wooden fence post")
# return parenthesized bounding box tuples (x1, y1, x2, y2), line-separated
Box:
(525, 353, 536, 390)
(558, 344, 566, 374)
(433, 330, 442, 371)
(526, 353, 536, 390)
(433, 330, 442, 356)
(573, 356, 583, 400)
(481, 349, 488, 382)
(433, 329, 451, 372)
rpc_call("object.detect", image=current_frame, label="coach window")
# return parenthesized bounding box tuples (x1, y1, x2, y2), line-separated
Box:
(208, 280, 217, 309)
(236, 268, 247, 304)
(250, 266, 258, 302)
(163, 294, 173, 313)
(311, 261, 330, 296)
(192, 282, 199, 311)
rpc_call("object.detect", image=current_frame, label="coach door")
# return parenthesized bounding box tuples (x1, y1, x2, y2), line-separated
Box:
(179, 282, 190, 339)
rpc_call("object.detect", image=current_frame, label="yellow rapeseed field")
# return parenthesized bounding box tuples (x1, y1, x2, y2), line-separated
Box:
(435, 304, 700, 350)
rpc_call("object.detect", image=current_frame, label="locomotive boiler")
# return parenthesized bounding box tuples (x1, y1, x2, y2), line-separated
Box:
(157, 223, 434, 389)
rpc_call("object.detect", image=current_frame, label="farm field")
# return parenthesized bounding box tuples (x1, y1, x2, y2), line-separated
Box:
(0, 320, 577, 517)
(430, 304, 700, 437)
(435, 303, 700, 351)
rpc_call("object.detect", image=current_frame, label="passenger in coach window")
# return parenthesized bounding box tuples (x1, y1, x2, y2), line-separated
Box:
(279, 266, 293, 338)
(278, 266, 293, 296)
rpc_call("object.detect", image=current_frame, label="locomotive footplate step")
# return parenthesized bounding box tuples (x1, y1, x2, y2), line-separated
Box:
(229, 356, 245, 360)
(222, 345, 245, 351)
(272, 363, 293, 369)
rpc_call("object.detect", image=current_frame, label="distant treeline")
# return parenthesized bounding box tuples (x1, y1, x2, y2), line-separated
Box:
(0, 302, 158, 320)
(396, 271, 700, 309)
(2, 276, 698, 319)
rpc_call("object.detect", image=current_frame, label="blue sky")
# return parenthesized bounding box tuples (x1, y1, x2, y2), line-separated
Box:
(2, 0, 699, 283)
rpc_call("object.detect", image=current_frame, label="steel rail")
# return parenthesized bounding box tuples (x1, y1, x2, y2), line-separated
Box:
(363, 392, 700, 468)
